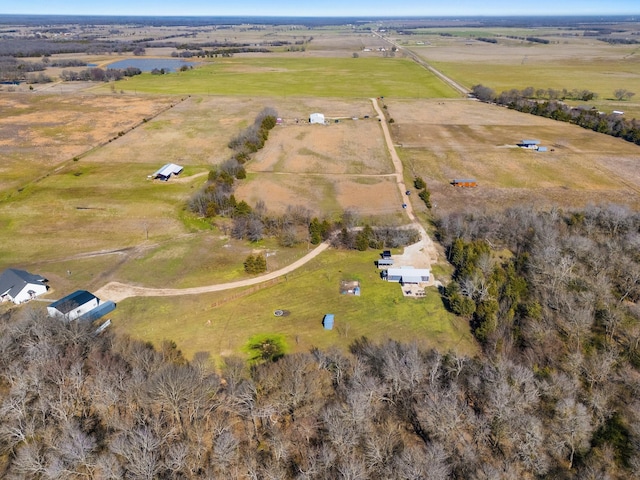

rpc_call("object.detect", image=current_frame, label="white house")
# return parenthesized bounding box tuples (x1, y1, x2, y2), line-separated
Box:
(47, 290, 100, 321)
(309, 113, 325, 125)
(0, 268, 48, 304)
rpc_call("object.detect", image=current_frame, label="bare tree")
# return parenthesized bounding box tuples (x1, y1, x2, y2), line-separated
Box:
(551, 398, 594, 469)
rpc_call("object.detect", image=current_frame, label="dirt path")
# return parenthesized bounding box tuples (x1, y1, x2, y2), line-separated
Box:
(94, 242, 329, 302)
(370, 97, 439, 267)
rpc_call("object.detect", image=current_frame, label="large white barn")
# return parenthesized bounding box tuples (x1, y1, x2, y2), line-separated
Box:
(47, 290, 100, 321)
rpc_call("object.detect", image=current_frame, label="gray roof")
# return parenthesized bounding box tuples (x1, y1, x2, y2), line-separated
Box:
(0, 268, 46, 299)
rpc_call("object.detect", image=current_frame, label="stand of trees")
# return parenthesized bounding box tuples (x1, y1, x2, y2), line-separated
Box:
(60, 67, 142, 82)
(434, 204, 640, 477)
(472, 84, 640, 145)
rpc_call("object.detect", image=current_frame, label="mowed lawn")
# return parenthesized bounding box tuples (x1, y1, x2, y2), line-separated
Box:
(105, 57, 459, 98)
(112, 249, 477, 363)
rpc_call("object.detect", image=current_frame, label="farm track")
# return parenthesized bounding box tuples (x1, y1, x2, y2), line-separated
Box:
(370, 97, 439, 266)
(94, 242, 330, 302)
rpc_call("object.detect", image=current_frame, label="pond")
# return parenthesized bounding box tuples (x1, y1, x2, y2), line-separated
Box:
(106, 58, 196, 72)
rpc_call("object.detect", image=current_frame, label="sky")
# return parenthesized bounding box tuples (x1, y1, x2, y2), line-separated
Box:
(0, 0, 638, 17)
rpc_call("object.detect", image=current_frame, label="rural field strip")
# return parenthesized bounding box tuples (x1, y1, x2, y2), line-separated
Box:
(370, 97, 438, 265)
(254, 172, 398, 177)
(372, 31, 469, 96)
(94, 99, 437, 303)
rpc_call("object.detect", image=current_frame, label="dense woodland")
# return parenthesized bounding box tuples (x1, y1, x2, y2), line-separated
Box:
(1, 205, 640, 479)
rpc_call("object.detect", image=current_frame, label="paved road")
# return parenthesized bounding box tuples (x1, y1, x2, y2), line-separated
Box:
(372, 32, 469, 96)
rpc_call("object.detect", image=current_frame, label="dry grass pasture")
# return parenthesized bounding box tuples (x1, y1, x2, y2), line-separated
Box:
(0, 93, 175, 195)
(238, 107, 405, 218)
(389, 98, 640, 213)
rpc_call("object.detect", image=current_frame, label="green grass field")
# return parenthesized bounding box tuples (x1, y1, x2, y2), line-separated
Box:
(430, 59, 640, 104)
(112, 249, 477, 363)
(101, 57, 459, 98)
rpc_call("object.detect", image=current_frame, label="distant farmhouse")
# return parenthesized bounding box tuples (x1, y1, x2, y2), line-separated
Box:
(151, 163, 183, 181)
(309, 113, 325, 125)
(47, 290, 115, 322)
(517, 139, 549, 152)
(0, 268, 48, 304)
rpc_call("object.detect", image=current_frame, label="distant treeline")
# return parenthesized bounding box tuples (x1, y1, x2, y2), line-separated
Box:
(599, 37, 640, 45)
(0, 36, 307, 59)
(505, 35, 551, 44)
(172, 47, 271, 58)
(472, 84, 640, 145)
(0, 56, 86, 82)
(0, 37, 150, 57)
(60, 66, 142, 82)
(476, 37, 498, 44)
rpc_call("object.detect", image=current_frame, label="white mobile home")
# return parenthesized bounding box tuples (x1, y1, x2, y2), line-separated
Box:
(384, 266, 430, 284)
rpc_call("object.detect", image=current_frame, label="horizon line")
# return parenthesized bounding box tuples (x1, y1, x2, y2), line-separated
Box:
(1, 13, 639, 18)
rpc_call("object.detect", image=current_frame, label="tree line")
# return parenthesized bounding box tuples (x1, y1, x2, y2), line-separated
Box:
(59, 67, 142, 82)
(472, 84, 640, 145)
(0, 37, 152, 58)
(505, 35, 551, 44)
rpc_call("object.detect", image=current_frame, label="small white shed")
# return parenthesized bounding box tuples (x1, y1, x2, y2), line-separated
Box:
(309, 113, 325, 125)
